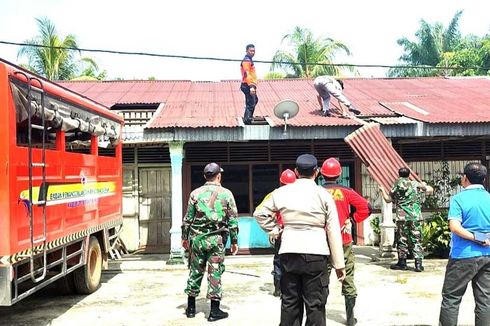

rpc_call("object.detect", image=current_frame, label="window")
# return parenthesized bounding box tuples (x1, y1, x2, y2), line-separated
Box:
(220, 165, 249, 214)
(252, 164, 279, 209)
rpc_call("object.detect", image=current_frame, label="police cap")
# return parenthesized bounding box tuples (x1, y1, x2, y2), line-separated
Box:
(296, 154, 318, 171)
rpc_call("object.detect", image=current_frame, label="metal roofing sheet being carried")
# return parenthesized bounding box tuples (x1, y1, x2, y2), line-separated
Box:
(344, 123, 422, 190)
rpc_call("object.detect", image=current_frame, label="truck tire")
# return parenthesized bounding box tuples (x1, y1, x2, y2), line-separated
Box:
(73, 236, 102, 294)
(55, 273, 75, 295)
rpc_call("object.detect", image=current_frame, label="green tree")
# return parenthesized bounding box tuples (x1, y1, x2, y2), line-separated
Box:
(389, 11, 464, 77)
(271, 26, 355, 78)
(18, 17, 80, 80)
(263, 71, 286, 80)
(18, 17, 106, 80)
(71, 58, 107, 81)
(436, 34, 490, 76)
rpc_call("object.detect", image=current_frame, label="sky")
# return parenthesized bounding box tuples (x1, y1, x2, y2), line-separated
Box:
(1, 0, 489, 81)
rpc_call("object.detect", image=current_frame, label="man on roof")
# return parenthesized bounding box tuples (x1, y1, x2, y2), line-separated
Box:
(240, 44, 258, 125)
(313, 76, 360, 117)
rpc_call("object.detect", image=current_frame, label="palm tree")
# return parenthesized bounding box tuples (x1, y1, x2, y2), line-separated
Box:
(389, 11, 463, 77)
(18, 17, 80, 80)
(271, 26, 355, 78)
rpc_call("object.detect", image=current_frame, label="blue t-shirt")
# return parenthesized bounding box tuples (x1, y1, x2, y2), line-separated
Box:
(448, 185, 490, 259)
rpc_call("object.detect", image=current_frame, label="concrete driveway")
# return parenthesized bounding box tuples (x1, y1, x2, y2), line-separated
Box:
(0, 246, 476, 326)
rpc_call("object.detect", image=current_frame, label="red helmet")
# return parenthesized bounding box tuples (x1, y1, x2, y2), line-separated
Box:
(280, 169, 296, 184)
(321, 158, 341, 177)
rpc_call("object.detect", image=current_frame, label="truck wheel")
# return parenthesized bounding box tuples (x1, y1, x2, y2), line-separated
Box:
(73, 236, 102, 294)
(55, 273, 75, 295)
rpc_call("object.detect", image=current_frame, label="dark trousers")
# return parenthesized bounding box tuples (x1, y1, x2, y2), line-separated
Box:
(272, 239, 282, 280)
(240, 83, 258, 124)
(439, 256, 490, 326)
(279, 253, 329, 326)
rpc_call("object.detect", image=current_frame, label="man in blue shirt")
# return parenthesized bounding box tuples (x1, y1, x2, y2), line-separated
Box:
(439, 162, 490, 326)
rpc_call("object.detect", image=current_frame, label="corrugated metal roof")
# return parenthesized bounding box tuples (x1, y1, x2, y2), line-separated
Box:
(345, 123, 422, 191)
(60, 77, 490, 129)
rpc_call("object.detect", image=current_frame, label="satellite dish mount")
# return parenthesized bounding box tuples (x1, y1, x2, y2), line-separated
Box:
(273, 99, 299, 135)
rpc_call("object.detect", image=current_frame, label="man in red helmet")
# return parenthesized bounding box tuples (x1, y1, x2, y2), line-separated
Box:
(256, 169, 296, 297)
(321, 157, 372, 326)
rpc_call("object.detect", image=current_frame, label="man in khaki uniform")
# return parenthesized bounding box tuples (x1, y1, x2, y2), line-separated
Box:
(254, 154, 345, 326)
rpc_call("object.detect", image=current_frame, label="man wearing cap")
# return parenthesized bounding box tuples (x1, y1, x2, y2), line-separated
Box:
(182, 162, 239, 322)
(254, 154, 346, 326)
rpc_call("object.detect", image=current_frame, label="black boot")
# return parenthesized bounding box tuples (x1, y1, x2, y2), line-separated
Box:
(185, 296, 196, 318)
(208, 300, 228, 322)
(345, 296, 357, 326)
(390, 258, 408, 270)
(414, 258, 424, 272)
(273, 277, 281, 297)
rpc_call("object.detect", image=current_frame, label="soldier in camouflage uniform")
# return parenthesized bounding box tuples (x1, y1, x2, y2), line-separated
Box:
(181, 162, 239, 322)
(380, 167, 433, 272)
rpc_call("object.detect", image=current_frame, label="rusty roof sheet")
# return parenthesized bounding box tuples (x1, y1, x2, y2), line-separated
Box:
(60, 77, 490, 129)
(345, 123, 422, 191)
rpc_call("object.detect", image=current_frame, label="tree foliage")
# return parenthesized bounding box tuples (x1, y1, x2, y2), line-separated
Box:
(271, 26, 356, 78)
(17, 17, 106, 80)
(389, 10, 490, 77)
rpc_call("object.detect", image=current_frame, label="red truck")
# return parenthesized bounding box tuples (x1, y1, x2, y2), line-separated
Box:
(0, 58, 124, 305)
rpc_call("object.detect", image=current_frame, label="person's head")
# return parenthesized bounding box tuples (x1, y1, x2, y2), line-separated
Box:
(398, 167, 410, 178)
(462, 162, 487, 186)
(295, 154, 319, 179)
(321, 158, 341, 181)
(203, 162, 223, 182)
(280, 169, 296, 185)
(336, 79, 344, 90)
(245, 44, 255, 57)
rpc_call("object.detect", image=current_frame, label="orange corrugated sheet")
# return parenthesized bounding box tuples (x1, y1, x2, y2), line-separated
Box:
(344, 123, 421, 190)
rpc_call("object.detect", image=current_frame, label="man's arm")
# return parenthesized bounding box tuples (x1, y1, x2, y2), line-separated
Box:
(449, 219, 475, 241)
(379, 186, 393, 203)
(253, 192, 279, 233)
(181, 196, 196, 249)
(348, 189, 372, 223)
(226, 193, 239, 255)
(326, 83, 352, 108)
(324, 194, 345, 270)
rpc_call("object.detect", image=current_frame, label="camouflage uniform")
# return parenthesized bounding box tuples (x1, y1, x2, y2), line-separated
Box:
(182, 181, 238, 300)
(390, 177, 424, 259)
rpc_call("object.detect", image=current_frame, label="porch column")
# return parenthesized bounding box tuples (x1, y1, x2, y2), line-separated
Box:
(167, 141, 185, 265)
(378, 200, 396, 258)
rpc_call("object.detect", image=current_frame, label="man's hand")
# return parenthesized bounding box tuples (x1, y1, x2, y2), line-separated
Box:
(181, 239, 189, 250)
(250, 86, 256, 95)
(269, 226, 283, 239)
(348, 105, 361, 115)
(341, 219, 352, 234)
(483, 239, 490, 247)
(335, 268, 346, 282)
(231, 243, 239, 255)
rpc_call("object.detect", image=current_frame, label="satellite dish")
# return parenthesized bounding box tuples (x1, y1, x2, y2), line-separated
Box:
(273, 99, 299, 134)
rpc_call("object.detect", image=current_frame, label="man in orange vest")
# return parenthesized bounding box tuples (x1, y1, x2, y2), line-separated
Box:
(240, 44, 258, 125)
(321, 158, 372, 326)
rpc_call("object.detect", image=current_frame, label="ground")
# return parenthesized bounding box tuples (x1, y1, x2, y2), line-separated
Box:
(0, 246, 477, 326)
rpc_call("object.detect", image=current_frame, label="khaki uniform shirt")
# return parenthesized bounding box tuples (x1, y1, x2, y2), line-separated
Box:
(253, 178, 345, 269)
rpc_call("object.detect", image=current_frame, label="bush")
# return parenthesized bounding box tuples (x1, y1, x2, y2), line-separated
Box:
(370, 216, 381, 246)
(422, 211, 451, 258)
(422, 161, 457, 258)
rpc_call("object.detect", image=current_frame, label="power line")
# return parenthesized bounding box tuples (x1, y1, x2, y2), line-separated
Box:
(0, 40, 487, 71)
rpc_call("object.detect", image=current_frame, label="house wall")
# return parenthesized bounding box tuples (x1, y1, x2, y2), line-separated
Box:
(121, 136, 490, 252)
